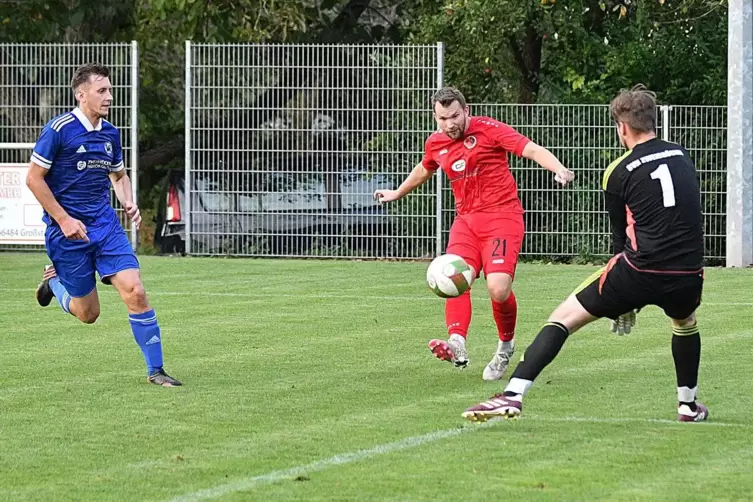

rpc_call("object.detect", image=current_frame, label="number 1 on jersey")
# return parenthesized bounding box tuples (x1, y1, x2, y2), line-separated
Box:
(650, 163, 676, 207)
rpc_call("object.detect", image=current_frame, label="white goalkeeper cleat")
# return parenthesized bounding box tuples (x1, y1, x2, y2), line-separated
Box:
(482, 340, 515, 381)
(463, 393, 523, 422)
(677, 402, 709, 422)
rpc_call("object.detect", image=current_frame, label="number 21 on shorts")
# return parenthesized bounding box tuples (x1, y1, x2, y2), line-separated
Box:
(492, 238, 507, 257)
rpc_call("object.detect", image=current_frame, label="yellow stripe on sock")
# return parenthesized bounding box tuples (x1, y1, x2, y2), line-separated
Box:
(673, 325, 698, 332)
(672, 324, 699, 336)
(542, 322, 569, 335)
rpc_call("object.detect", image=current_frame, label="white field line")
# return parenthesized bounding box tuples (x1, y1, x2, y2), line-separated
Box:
(168, 421, 498, 502)
(168, 415, 749, 501)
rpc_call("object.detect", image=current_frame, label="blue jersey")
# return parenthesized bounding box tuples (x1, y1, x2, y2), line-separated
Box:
(31, 107, 124, 226)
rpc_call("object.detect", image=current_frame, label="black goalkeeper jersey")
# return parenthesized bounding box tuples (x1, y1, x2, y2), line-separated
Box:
(602, 138, 704, 272)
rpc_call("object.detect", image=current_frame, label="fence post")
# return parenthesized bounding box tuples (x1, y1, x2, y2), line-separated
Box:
(661, 105, 670, 142)
(184, 40, 192, 255)
(130, 40, 139, 251)
(727, 0, 753, 267)
(435, 41, 444, 258)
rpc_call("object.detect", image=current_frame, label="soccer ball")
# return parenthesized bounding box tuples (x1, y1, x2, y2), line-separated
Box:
(426, 254, 474, 298)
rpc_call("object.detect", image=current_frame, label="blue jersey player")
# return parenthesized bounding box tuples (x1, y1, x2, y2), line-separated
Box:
(26, 63, 181, 387)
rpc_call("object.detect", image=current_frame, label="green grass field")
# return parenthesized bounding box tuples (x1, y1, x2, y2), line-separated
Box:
(1, 253, 752, 501)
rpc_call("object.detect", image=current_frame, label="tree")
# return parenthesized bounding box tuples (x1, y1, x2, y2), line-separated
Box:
(0, 0, 134, 42)
(540, 0, 727, 104)
(402, 0, 727, 105)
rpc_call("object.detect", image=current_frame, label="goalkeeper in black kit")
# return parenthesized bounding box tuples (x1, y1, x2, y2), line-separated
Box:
(462, 84, 708, 423)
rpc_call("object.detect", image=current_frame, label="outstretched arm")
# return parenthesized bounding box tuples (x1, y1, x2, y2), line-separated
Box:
(374, 162, 435, 203)
(521, 142, 574, 186)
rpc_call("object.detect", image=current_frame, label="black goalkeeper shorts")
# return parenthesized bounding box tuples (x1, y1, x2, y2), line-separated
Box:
(574, 254, 703, 321)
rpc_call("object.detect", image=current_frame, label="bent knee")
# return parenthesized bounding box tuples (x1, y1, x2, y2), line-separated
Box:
(671, 312, 697, 329)
(78, 307, 100, 324)
(123, 283, 149, 309)
(487, 282, 512, 302)
(547, 294, 597, 334)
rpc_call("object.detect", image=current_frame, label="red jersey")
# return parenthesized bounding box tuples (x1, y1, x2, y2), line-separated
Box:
(421, 116, 530, 215)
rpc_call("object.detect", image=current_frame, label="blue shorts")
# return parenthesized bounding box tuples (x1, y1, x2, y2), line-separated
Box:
(45, 216, 139, 298)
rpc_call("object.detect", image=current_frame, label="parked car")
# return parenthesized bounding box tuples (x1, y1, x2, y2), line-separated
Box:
(153, 167, 398, 256)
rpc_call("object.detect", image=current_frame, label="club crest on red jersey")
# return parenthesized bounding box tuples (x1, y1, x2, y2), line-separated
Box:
(464, 135, 477, 150)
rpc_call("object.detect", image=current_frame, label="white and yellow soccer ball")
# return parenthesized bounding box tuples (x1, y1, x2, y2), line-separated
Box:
(426, 254, 474, 298)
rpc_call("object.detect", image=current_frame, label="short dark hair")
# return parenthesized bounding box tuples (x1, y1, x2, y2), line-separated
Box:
(71, 63, 110, 91)
(432, 86, 467, 110)
(609, 83, 657, 133)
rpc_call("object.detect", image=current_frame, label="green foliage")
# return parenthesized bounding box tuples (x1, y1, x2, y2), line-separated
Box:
(403, 0, 727, 105)
(135, 0, 316, 141)
(403, 0, 533, 102)
(0, 1, 135, 42)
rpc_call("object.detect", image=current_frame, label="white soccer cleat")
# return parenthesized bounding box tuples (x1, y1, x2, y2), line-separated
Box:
(428, 334, 469, 368)
(677, 402, 709, 422)
(482, 340, 515, 381)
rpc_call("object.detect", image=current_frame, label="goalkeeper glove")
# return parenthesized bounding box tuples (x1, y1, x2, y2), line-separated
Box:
(610, 309, 638, 336)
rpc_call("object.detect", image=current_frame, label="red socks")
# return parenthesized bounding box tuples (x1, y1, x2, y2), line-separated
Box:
(445, 289, 471, 338)
(445, 290, 517, 342)
(492, 291, 517, 342)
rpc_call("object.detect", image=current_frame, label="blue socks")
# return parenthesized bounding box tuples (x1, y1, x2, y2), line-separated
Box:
(128, 309, 164, 374)
(49, 277, 72, 314)
(48, 278, 165, 375)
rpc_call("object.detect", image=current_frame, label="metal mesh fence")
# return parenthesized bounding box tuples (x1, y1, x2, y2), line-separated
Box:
(0, 42, 730, 264)
(180, 44, 728, 263)
(444, 104, 625, 261)
(439, 104, 725, 263)
(185, 43, 726, 263)
(0, 42, 138, 251)
(668, 106, 727, 263)
(185, 42, 441, 257)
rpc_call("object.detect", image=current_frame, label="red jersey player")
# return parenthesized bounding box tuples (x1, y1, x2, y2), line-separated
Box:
(374, 86, 574, 380)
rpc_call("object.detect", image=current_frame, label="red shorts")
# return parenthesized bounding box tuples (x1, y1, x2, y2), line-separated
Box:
(446, 212, 524, 278)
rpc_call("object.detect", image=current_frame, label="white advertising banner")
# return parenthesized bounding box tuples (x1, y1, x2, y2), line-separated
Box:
(0, 164, 45, 245)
